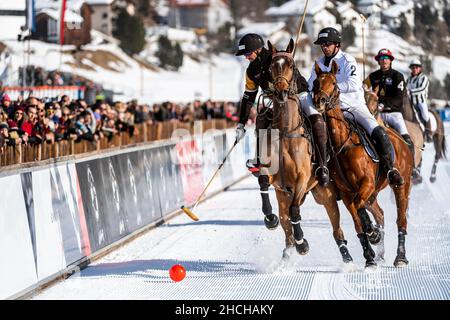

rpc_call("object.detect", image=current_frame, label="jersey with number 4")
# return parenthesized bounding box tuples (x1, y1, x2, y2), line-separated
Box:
(364, 68, 405, 113)
(308, 49, 367, 110)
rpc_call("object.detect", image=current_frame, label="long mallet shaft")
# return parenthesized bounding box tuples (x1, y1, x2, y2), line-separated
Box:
(181, 139, 239, 221)
(360, 14, 367, 80)
(293, 0, 310, 58)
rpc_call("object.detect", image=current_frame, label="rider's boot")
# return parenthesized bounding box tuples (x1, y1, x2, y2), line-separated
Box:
(371, 126, 404, 187)
(309, 114, 329, 187)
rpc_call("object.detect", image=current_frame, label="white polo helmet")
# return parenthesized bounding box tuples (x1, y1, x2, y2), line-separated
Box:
(409, 59, 422, 68)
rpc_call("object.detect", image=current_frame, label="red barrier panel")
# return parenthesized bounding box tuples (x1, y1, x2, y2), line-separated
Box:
(3, 86, 86, 101)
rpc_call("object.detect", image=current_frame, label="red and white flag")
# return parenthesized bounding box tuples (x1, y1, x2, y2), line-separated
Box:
(58, 0, 67, 45)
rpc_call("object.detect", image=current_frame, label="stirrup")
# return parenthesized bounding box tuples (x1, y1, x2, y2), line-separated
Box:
(387, 168, 404, 187)
(246, 159, 260, 177)
(315, 166, 330, 186)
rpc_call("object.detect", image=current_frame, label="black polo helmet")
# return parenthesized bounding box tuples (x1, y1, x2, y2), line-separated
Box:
(313, 27, 342, 45)
(235, 33, 265, 56)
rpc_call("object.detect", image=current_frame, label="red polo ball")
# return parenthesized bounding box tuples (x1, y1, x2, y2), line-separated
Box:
(169, 264, 186, 282)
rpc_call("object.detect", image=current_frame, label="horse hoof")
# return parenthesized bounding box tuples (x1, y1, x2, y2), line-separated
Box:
(430, 175, 436, 183)
(394, 257, 409, 268)
(295, 238, 309, 255)
(264, 214, 279, 230)
(365, 260, 377, 269)
(282, 246, 295, 260)
(368, 229, 382, 245)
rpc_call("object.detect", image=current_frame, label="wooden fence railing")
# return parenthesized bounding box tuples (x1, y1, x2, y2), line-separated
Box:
(0, 119, 234, 167)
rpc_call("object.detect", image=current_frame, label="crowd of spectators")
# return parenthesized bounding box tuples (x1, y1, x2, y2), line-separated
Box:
(0, 92, 247, 148)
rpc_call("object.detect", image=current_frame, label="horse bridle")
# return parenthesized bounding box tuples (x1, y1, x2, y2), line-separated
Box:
(270, 52, 295, 98)
(315, 85, 340, 111)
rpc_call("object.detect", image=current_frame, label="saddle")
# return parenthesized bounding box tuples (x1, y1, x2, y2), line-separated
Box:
(342, 113, 380, 163)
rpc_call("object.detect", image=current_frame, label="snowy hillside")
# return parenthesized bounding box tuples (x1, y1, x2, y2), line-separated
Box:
(1, 32, 245, 103)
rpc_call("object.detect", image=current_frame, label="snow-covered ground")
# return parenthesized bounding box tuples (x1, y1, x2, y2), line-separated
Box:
(33, 124, 450, 300)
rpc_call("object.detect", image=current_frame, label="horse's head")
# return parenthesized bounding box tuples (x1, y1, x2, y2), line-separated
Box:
(312, 60, 339, 113)
(268, 39, 295, 101)
(364, 85, 379, 116)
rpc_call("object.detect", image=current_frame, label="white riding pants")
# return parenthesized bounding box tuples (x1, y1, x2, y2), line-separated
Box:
(414, 102, 430, 122)
(341, 104, 379, 136)
(380, 112, 409, 135)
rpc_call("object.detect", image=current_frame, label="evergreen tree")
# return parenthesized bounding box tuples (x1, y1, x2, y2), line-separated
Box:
(342, 25, 356, 49)
(444, 74, 450, 99)
(428, 79, 446, 100)
(156, 35, 184, 71)
(174, 42, 184, 70)
(113, 9, 146, 55)
(396, 13, 412, 39)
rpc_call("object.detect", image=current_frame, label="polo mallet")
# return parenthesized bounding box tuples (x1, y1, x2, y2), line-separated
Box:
(181, 139, 239, 221)
(292, 0, 310, 58)
(360, 14, 367, 80)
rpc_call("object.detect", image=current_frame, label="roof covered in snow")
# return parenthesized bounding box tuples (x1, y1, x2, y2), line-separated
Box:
(237, 22, 286, 38)
(38, 8, 84, 23)
(86, 0, 114, 5)
(266, 0, 327, 17)
(36, 0, 87, 12)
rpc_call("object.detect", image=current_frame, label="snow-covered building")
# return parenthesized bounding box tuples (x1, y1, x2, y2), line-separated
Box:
(0, 2, 27, 41)
(168, 0, 232, 33)
(265, 0, 337, 50)
(86, 0, 114, 36)
(381, 0, 414, 30)
(34, 0, 92, 46)
(336, 1, 364, 36)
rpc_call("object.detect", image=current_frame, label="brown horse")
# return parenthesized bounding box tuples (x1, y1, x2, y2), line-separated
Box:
(260, 39, 353, 264)
(313, 61, 413, 267)
(403, 96, 447, 183)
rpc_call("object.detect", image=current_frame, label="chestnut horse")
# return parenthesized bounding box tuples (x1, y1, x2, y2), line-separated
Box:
(312, 61, 413, 267)
(260, 39, 353, 263)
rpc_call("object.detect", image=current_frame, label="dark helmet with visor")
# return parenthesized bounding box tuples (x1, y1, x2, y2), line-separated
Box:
(313, 27, 342, 45)
(235, 33, 265, 56)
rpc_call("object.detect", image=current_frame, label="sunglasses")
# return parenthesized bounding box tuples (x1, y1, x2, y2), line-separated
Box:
(244, 51, 255, 57)
(378, 56, 391, 61)
(320, 42, 335, 47)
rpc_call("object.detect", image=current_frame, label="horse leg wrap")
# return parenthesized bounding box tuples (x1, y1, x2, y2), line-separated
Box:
(259, 175, 272, 216)
(289, 206, 303, 242)
(358, 233, 375, 261)
(397, 230, 407, 256)
(336, 239, 353, 263)
(357, 208, 374, 234)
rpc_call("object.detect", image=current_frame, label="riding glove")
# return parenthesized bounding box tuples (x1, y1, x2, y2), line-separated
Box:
(236, 123, 246, 142)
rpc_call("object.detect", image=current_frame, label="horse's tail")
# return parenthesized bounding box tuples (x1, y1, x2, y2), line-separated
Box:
(439, 134, 447, 160)
(434, 112, 447, 160)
